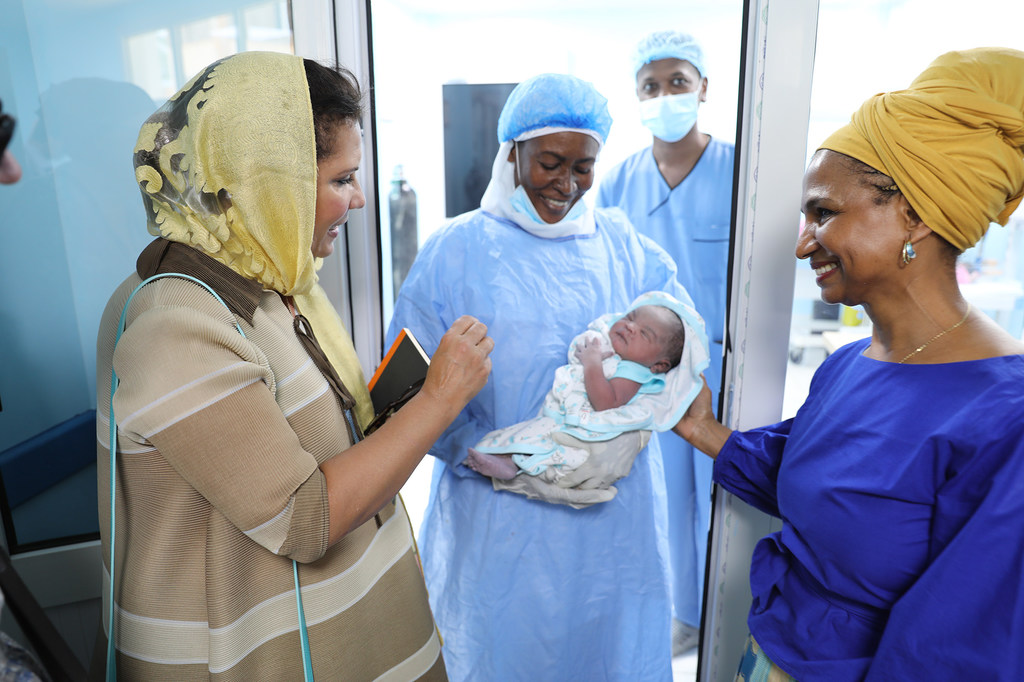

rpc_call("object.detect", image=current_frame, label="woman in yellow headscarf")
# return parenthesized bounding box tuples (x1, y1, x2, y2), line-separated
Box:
(675, 47, 1024, 680)
(95, 51, 492, 680)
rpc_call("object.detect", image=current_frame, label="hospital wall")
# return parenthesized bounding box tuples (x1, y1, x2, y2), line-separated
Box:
(369, 1, 744, 321)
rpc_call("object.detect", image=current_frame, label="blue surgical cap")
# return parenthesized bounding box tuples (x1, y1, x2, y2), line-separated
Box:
(631, 31, 706, 79)
(497, 73, 613, 145)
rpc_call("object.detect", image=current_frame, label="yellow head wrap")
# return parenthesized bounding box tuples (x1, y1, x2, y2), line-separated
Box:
(819, 47, 1024, 251)
(133, 51, 374, 428)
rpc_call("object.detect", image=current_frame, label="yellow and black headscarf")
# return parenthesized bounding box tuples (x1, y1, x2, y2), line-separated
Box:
(820, 47, 1024, 251)
(133, 51, 374, 428)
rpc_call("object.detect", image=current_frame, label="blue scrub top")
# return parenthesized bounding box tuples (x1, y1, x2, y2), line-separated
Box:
(715, 339, 1024, 681)
(388, 207, 692, 681)
(596, 138, 735, 626)
(596, 139, 733, 356)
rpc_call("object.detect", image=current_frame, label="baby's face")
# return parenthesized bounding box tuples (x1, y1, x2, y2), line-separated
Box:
(609, 305, 677, 371)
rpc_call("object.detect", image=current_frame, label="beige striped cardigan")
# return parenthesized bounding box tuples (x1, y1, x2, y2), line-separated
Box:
(95, 240, 445, 680)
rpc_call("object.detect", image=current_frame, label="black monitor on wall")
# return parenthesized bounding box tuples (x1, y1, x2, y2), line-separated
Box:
(442, 82, 517, 218)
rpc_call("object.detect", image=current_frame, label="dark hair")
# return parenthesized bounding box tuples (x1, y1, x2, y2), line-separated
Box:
(834, 151, 962, 263)
(303, 59, 363, 160)
(837, 153, 902, 206)
(657, 306, 686, 370)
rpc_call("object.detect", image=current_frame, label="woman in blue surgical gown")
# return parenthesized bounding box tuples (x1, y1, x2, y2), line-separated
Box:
(388, 73, 692, 681)
(595, 30, 733, 651)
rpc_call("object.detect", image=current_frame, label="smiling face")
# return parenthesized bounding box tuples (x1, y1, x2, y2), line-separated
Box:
(609, 305, 682, 373)
(635, 58, 706, 102)
(510, 132, 599, 224)
(312, 121, 366, 258)
(797, 150, 916, 306)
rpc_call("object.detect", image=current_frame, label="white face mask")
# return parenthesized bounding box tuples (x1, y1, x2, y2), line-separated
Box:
(638, 91, 700, 143)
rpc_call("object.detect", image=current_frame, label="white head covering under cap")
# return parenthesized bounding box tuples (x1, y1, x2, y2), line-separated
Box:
(479, 74, 612, 239)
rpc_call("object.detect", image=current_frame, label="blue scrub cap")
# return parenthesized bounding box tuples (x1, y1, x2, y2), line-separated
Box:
(497, 73, 612, 145)
(631, 30, 706, 79)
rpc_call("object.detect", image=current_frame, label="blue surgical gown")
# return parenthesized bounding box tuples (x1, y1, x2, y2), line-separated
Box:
(715, 338, 1024, 681)
(388, 207, 692, 681)
(595, 138, 734, 627)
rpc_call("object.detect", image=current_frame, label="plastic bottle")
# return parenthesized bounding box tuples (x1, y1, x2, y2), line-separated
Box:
(388, 165, 418, 300)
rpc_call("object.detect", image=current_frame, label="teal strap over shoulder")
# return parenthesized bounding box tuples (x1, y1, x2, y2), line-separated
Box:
(106, 273, 314, 682)
(293, 561, 314, 680)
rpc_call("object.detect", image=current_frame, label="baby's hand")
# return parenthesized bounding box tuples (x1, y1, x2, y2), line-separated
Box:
(574, 336, 612, 365)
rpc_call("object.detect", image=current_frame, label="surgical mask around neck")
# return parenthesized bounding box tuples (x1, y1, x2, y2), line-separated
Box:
(639, 91, 700, 143)
(509, 184, 587, 226)
(504, 141, 592, 238)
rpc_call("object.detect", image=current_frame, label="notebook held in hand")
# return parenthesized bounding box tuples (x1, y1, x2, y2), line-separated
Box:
(365, 328, 430, 434)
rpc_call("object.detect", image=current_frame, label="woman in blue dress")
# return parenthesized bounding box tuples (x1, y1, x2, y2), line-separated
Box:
(676, 47, 1024, 680)
(388, 73, 693, 681)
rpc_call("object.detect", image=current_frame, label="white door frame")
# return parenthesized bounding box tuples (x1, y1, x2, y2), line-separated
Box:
(295, 0, 384, 380)
(700, 1, 819, 680)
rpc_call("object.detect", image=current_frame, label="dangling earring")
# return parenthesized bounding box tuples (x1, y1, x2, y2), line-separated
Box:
(901, 238, 917, 265)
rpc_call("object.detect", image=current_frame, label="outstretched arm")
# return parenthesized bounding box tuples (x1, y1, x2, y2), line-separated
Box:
(320, 315, 493, 545)
(672, 378, 733, 459)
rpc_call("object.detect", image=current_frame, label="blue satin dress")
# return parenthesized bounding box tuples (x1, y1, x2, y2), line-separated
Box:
(716, 339, 1024, 680)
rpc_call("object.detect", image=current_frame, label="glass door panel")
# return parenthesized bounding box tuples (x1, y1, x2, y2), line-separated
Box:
(784, 0, 1024, 415)
(370, 1, 744, 326)
(1, 0, 293, 555)
(368, 3, 744, 679)
(0, 5, 294, 662)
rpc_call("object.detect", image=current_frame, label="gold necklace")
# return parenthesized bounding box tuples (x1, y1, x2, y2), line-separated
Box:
(898, 304, 972, 363)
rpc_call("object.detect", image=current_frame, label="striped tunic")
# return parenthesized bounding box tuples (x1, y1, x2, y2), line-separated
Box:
(95, 241, 445, 680)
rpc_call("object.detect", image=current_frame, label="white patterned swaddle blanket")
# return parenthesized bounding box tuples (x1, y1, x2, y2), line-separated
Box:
(474, 291, 710, 480)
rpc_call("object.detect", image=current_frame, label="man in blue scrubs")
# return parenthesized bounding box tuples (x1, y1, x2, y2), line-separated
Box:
(596, 30, 734, 655)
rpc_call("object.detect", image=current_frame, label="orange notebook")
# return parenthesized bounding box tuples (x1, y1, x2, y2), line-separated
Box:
(368, 328, 431, 417)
